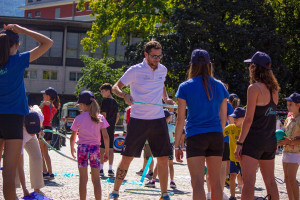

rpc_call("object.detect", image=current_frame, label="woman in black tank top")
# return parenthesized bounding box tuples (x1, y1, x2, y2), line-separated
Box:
(234, 52, 280, 200)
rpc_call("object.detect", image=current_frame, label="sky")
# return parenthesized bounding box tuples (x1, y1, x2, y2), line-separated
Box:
(0, 0, 25, 17)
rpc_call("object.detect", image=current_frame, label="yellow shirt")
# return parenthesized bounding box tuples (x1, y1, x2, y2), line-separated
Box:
(224, 124, 241, 163)
(283, 115, 300, 154)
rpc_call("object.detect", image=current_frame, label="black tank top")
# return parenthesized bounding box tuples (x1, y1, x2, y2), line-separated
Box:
(244, 89, 277, 149)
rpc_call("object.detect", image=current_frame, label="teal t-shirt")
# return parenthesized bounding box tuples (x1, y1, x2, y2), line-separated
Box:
(0, 52, 30, 115)
(167, 123, 175, 143)
(176, 76, 229, 138)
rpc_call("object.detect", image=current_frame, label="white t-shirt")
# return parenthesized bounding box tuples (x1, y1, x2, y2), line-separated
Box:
(120, 59, 167, 120)
(22, 106, 44, 154)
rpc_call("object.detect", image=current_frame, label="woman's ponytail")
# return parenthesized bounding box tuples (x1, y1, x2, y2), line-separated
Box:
(0, 34, 10, 68)
(89, 99, 100, 123)
(52, 95, 60, 110)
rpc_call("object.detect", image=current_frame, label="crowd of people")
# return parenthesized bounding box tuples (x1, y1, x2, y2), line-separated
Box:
(0, 24, 299, 200)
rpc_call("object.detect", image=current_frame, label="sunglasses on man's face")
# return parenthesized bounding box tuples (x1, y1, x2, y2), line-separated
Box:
(149, 54, 163, 59)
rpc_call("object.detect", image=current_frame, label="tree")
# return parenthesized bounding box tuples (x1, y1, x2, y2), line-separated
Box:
(75, 56, 129, 111)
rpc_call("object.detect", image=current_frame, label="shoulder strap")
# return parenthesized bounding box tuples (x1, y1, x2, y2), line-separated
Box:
(254, 83, 265, 105)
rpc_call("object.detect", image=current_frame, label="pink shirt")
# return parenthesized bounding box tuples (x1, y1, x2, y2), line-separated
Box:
(71, 112, 109, 145)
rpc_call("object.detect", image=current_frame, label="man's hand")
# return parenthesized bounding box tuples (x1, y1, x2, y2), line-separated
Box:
(164, 98, 175, 105)
(124, 94, 133, 106)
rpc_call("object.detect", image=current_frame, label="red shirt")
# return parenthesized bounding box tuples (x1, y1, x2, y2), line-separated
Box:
(42, 104, 57, 127)
(126, 107, 131, 124)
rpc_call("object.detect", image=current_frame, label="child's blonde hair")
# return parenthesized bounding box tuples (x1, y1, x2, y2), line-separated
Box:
(89, 99, 100, 123)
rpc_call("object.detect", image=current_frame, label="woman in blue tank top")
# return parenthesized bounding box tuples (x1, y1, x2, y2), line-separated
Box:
(234, 51, 280, 200)
(0, 24, 52, 199)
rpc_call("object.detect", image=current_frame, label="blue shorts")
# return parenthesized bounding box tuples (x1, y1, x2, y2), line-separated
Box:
(230, 161, 242, 175)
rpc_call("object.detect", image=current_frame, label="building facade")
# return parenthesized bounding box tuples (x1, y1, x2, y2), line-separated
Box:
(21, 0, 93, 21)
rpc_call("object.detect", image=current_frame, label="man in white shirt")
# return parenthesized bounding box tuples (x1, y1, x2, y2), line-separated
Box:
(108, 41, 174, 200)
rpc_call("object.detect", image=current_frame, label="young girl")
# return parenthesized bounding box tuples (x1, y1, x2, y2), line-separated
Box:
(16, 105, 45, 197)
(39, 87, 60, 180)
(0, 24, 52, 199)
(235, 51, 280, 200)
(278, 92, 300, 200)
(175, 49, 228, 200)
(70, 91, 110, 200)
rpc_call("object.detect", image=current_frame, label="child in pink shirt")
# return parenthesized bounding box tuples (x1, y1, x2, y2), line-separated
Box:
(70, 91, 110, 200)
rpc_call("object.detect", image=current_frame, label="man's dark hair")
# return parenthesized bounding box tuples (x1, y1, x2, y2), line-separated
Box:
(100, 83, 112, 93)
(144, 41, 162, 53)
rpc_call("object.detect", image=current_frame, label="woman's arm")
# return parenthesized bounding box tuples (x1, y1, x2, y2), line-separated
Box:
(18, 155, 30, 197)
(101, 128, 110, 162)
(219, 98, 228, 131)
(70, 131, 77, 158)
(3, 24, 53, 62)
(174, 98, 186, 162)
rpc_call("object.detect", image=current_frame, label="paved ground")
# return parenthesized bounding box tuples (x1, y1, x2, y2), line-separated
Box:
(0, 130, 299, 199)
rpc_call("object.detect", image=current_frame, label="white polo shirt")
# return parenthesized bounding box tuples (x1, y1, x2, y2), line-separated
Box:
(120, 59, 167, 120)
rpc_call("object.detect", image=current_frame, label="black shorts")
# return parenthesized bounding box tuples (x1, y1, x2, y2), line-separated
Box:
(43, 126, 53, 141)
(222, 142, 230, 161)
(100, 125, 115, 148)
(121, 117, 171, 158)
(242, 142, 276, 160)
(186, 132, 224, 158)
(0, 114, 24, 140)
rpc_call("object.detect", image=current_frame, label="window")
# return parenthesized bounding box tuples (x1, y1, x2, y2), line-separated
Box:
(43, 71, 57, 80)
(69, 72, 83, 81)
(27, 12, 32, 18)
(24, 70, 37, 79)
(35, 11, 41, 17)
(55, 8, 60, 18)
(28, 0, 33, 3)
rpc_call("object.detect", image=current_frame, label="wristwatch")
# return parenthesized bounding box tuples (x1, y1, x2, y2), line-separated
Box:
(236, 141, 243, 146)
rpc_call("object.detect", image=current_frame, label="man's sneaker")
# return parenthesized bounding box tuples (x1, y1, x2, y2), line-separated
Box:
(229, 197, 237, 200)
(145, 180, 155, 188)
(136, 169, 143, 176)
(49, 173, 55, 180)
(107, 192, 119, 200)
(108, 170, 115, 176)
(159, 195, 171, 200)
(100, 169, 104, 176)
(206, 192, 211, 200)
(43, 172, 50, 180)
(146, 171, 153, 178)
(170, 181, 176, 189)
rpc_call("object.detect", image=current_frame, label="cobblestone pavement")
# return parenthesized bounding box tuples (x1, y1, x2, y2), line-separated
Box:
(0, 131, 299, 199)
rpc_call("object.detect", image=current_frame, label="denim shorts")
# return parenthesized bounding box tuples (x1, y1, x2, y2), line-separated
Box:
(77, 144, 100, 168)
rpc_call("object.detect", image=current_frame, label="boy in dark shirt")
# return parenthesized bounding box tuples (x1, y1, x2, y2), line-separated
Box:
(100, 83, 119, 176)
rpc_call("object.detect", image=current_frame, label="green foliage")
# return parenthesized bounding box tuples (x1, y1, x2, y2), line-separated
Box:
(75, 55, 129, 111)
(78, 0, 175, 55)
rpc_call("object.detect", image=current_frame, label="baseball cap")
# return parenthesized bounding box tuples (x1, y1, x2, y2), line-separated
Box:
(41, 87, 58, 99)
(77, 90, 95, 105)
(24, 111, 41, 134)
(244, 51, 272, 70)
(230, 107, 246, 119)
(0, 30, 19, 44)
(190, 49, 210, 64)
(229, 93, 239, 102)
(164, 109, 174, 118)
(284, 93, 300, 103)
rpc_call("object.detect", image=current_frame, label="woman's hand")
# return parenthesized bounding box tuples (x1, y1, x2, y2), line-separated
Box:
(234, 145, 243, 161)
(3, 24, 24, 34)
(23, 188, 31, 197)
(277, 137, 291, 146)
(175, 148, 183, 163)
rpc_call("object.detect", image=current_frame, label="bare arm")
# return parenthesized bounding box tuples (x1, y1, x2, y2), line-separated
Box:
(18, 155, 30, 196)
(228, 116, 234, 124)
(4, 24, 53, 62)
(112, 80, 133, 105)
(70, 131, 77, 158)
(101, 128, 110, 162)
(116, 112, 120, 126)
(219, 98, 227, 131)
(174, 98, 186, 162)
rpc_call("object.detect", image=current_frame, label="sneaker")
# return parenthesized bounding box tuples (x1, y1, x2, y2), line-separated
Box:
(43, 172, 50, 180)
(206, 192, 211, 200)
(170, 181, 176, 189)
(145, 180, 155, 188)
(49, 173, 55, 180)
(146, 171, 153, 178)
(136, 169, 143, 176)
(107, 192, 119, 200)
(159, 195, 171, 200)
(108, 170, 115, 176)
(235, 185, 242, 194)
(229, 197, 237, 200)
(100, 169, 104, 176)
